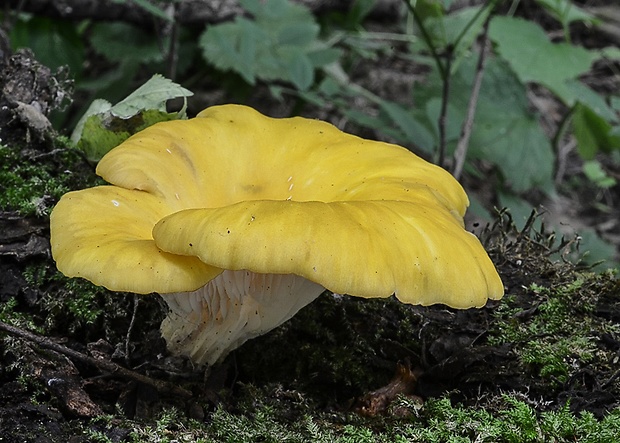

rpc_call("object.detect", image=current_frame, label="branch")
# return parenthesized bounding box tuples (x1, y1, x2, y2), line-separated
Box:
(452, 15, 492, 180)
(437, 53, 452, 168)
(0, 320, 193, 400)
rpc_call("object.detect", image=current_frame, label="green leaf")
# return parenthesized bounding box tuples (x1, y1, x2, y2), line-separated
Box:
(560, 81, 618, 122)
(71, 99, 112, 144)
(572, 103, 620, 159)
(89, 22, 164, 64)
(583, 160, 616, 188)
(489, 16, 597, 99)
(570, 228, 617, 269)
(347, 0, 377, 27)
(110, 74, 193, 119)
(416, 56, 555, 192)
(78, 114, 131, 163)
(317, 76, 342, 97)
(286, 52, 315, 91)
(600, 46, 620, 60)
(414, 0, 445, 22)
(533, 0, 599, 27)
(307, 47, 343, 68)
(200, 22, 258, 85)
(73, 75, 193, 161)
(447, 6, 490, 52)
(277, 23, 319, 46)
(380, 101, 436, 154)
(199, 0, 337, 90)
(77, 109, 179, 162)
(11, 16, 85, 75)
(238, 19, 260, 75)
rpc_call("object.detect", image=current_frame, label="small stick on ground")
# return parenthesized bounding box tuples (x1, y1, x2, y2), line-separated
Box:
(125, 294, 140, 366)
(0, 320, 192, 399)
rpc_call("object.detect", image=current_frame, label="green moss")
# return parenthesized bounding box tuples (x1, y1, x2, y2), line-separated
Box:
(488, 272, 619, 385)
(20, 263, 105, 332)
(82, 391, 620, 443)
(0, 140, 99, 216)
(0, 297, 40, 333)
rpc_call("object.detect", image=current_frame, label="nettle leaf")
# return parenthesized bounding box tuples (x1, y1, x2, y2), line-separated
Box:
(110, 74, 193, 118)
(199, 0, 335, 89)
(237, 19, 261, 77)
(277, 23, 320, 46)
(471, 59, 554, 192)
(200, 21, 259, 84)
(284, 51, 315, 90)
(489, 16, 597, 102)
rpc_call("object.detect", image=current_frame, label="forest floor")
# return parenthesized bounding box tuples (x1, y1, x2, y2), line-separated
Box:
(1, 4, 620, 442)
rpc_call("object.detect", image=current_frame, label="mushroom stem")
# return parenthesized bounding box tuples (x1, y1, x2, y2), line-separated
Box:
(159, 270, 325, 366)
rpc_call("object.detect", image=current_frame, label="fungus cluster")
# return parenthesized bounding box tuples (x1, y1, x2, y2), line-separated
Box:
(50, 104, 503, 367)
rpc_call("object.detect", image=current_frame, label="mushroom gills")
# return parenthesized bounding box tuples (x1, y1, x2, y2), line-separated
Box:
(159, 270, 325, 366)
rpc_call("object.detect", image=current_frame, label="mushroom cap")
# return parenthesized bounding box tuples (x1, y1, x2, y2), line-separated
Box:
(51, 104, 503, 307)
(50, 186, 219, 294)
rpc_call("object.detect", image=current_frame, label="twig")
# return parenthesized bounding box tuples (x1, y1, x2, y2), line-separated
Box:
(515, 208, 540, 248)
(125, 295, 140, 366)
(401, 0, 451, 165)
(0, 320, 193, 399)
(437, 53, 452, 167)
(452, 15, 492, 180)
(552, 106, 576, 184)
(402, 0, 446, 79)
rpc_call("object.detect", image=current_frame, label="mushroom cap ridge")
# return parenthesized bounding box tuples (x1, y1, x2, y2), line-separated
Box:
(153, 198, 503, 308)
(51, 104, 503, 306)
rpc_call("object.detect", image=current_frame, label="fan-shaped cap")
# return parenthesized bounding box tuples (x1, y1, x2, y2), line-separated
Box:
(50, 104, 503, 307)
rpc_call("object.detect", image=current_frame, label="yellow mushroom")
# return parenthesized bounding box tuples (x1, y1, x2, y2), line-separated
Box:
(50, 104, 503, 367)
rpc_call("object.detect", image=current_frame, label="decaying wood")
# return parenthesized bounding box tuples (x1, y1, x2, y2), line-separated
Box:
(28, 345, 104, 417)
(0, 321, 193, 401)
(356, 361, 423, 417)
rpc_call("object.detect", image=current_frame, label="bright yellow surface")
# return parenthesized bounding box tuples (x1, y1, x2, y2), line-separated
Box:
(51, 104, 503, 305)
(153, 199, 502, 308)
(50, 186, 220, 293)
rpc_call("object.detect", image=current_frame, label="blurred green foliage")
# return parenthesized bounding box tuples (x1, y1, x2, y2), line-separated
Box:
(199, 0, 341, 90)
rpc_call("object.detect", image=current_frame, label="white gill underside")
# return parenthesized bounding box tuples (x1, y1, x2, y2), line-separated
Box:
(159, 270, 325, 367)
